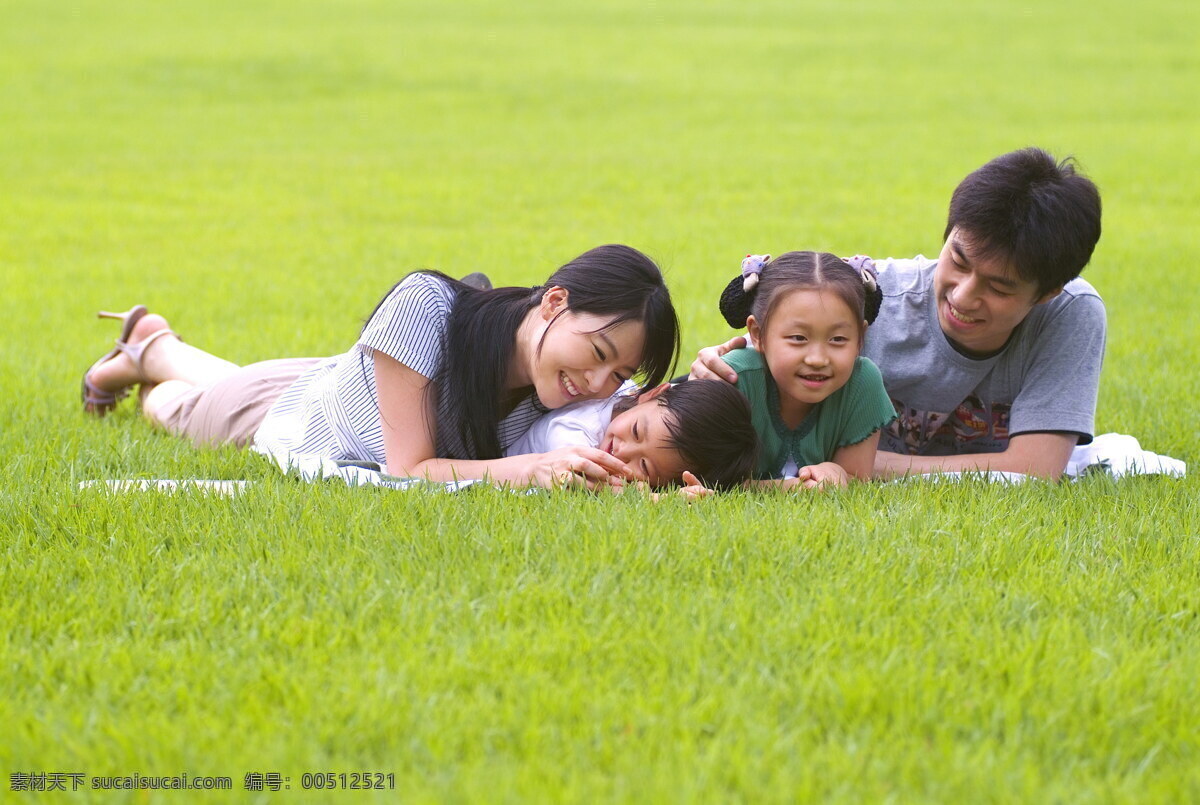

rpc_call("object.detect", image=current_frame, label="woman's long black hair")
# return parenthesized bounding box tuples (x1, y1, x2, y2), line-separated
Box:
(368, 244, 680, 459)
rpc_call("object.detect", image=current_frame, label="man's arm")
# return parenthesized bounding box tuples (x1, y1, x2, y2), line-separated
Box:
(688, 336, 747, 382)
(873, 431, 1077, 480)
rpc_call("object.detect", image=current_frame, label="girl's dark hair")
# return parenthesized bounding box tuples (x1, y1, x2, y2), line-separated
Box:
(368, 244, 680, 460)
(657, 381, 757, 490)
(718, 251, 882, 334)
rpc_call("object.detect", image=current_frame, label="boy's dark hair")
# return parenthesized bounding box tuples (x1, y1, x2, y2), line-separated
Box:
(657, 380, 757, 489)
(367, 244, 680, 460)
(945, 147, 1102, 296)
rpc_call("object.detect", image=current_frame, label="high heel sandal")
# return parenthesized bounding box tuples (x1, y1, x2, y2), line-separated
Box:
(81, 305, 176, 416)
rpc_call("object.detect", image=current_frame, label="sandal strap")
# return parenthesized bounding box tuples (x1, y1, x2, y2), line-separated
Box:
(82, 376, 128, 409)
(116, 329, 176, 383)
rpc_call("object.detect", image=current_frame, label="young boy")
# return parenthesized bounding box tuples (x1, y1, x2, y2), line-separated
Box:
(692, 147, 1105, 479)
(505, 379, 758, 491)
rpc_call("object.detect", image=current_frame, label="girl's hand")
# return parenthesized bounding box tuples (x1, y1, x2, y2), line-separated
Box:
(528, 446, 634, 490)
(792, 462, 849, 490)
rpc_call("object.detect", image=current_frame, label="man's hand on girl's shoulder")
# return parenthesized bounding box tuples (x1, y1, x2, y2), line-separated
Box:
(688, 336, 748, 383)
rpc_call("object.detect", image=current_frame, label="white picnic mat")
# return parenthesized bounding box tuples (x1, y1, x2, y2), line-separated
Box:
(77, 433, 1185, 494)
(887, 432, 1186, 484)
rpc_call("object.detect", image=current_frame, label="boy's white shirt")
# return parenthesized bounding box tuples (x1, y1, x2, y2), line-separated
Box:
(504, 381, 639, 456)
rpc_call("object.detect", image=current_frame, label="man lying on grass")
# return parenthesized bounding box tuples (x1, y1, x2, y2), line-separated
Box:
(691, 147, 1105, 481)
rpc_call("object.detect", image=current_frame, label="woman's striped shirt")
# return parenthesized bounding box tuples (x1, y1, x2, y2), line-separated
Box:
(254, 273, 548, 466)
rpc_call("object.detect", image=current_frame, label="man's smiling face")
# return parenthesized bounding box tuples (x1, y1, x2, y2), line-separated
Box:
(933, 228, 1062, 356)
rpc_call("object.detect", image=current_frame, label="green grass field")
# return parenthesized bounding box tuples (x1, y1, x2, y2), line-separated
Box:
(2, 0, 1198, 801)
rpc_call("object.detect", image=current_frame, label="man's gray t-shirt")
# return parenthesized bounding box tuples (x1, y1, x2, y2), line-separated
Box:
(862, 256, 1106, 455)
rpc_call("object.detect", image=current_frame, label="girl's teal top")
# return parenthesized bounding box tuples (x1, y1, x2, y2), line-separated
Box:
(725, 348, 897, 479)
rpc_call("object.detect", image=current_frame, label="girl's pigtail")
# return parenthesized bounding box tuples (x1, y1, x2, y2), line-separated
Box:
(861, 263, 883, 324)
(845, 255, 884, 324)
(719, 253, 770, 328)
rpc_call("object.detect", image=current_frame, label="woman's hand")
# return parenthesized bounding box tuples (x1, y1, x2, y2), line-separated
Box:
(790, 462, 849, 490)
(688, 336, 747, 382)
(526, 446, 635, 490)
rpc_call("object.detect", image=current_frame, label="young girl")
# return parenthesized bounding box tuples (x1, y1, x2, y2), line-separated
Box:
(715, 251, 896, 488)
(505, 379, 758, 491)
(81, 244, 680, 490)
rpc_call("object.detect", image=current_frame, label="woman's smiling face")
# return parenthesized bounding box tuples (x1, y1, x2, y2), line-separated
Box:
(525, 288, 645, 409)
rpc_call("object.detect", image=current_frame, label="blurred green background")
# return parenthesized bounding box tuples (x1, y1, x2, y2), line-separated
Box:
(2, 0, 1198, 800)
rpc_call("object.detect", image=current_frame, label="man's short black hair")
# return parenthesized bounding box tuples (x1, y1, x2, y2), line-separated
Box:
(945, 147, 1102, 296)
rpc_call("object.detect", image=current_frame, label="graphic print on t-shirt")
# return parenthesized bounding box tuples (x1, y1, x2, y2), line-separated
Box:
(884, 395, 1012, 454)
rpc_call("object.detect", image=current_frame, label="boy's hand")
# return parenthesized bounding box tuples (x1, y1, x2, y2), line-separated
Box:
(688, 336, 746, 383)
(792, 462, 849, 490)
(645, 471, 715, 502)
(677, 470, 715, 501)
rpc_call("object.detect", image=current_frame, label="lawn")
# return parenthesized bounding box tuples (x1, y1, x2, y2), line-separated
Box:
(1, 0, 1198, 801)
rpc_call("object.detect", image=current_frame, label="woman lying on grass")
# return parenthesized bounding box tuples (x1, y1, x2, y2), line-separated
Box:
(82, 244, 708, 491)
(704, 251, 898, 489)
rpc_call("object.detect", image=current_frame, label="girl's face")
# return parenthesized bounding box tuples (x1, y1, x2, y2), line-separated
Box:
(526, 289, 645, 409)
(748, 288, 864, 428)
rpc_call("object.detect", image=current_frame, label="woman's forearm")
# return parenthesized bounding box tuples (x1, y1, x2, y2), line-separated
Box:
(395, 445, 633, 490)
(391, 455, 534, 485)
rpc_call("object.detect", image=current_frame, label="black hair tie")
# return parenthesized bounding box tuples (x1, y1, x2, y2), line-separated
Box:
(718, 254, 770, 328)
